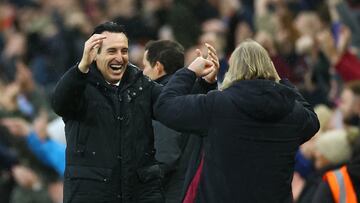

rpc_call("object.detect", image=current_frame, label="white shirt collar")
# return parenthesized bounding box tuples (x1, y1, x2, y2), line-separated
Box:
(106, 81, 120, 86)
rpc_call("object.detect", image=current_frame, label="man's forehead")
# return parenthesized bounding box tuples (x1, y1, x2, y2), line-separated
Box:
(101, 32, 128, 45)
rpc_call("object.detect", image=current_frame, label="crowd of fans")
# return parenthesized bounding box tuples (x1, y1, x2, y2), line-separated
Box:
(1, 0, 360, 202)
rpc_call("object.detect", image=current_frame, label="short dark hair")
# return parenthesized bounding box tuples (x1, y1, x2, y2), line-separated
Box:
(144, 40, 184, 75)
(91, 21, 127, 37)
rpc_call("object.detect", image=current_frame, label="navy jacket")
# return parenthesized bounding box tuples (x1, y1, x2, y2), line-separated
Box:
(155, 68, 320, 203)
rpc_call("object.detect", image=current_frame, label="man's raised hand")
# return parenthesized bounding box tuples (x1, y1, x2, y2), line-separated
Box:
(187, 48, 214, 77)
(78, 34, 106, 73)
(203, 43, 220, 83)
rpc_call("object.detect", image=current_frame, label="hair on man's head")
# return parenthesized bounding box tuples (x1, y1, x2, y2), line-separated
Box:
(222, 39, 280, 90)
(91, 21, 127, 36)
(144, 40, 185, 75)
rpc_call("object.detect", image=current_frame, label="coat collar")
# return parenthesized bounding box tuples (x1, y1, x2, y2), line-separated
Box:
(155, 74, 171, 85)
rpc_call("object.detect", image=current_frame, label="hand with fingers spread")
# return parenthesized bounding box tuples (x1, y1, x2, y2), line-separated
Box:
(203, 43, 220, 83)
(187, 48, 214, 77)
(78, 34, 107, 73)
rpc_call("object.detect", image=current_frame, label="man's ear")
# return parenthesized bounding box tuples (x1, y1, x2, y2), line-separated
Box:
(155, 61, 165, 75)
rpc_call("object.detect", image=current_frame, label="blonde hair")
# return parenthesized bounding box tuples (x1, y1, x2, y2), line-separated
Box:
(221, 39, 280, 90)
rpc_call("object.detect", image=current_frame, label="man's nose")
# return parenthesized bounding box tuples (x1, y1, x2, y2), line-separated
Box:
(115, 52, 123, 62)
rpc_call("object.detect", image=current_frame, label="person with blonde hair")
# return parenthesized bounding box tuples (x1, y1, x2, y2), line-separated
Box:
(154, 39, 319, 202)
(221, 39, 280, 89)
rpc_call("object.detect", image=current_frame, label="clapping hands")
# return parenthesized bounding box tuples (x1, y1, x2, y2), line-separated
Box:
(187, 43, 220, 83)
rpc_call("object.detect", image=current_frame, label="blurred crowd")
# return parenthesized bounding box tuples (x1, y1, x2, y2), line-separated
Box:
(1, 0, 360, 202)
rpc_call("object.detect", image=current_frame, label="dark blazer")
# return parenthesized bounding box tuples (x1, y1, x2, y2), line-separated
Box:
(155, 68, 320, 203)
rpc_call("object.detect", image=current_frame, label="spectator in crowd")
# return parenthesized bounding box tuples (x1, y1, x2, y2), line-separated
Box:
(51, 21, 217, 203)
(318, 25, 360, 82)
(155, 39, 319, 202)
(327, 0, 360, 57)
(1, 116, 65, 176)
(0, 58, 52, 121)
(314, 128, 354, 170)
(0, 121, 60, 203)
(10, 165, 53, 203)
(297, 127, 358, 203)
(296, 80, 360, 203)
(0, 61, 61, 203)
(312, 128, 360, 203)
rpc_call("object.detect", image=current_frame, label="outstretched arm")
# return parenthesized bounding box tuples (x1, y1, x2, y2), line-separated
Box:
(154, 55, 215, 133)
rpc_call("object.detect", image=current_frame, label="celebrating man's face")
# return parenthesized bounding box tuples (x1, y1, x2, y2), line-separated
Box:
(95, 31, 129, 84)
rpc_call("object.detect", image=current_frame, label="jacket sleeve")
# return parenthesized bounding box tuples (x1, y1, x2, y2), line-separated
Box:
(51, 65, 88, 119)
(280, 79, 320, 142)
(150, 74, 216, 118)
(154, 68, 214, 134)
(191, 78, 217, 94)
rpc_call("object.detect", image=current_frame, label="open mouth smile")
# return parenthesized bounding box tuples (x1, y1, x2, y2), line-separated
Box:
(109, 64, 123, 71)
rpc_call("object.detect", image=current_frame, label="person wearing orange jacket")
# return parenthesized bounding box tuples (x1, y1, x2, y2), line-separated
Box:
(312, 134, 360, 203)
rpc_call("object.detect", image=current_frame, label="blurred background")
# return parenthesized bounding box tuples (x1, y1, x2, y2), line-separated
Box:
(1, 0, 360, 202)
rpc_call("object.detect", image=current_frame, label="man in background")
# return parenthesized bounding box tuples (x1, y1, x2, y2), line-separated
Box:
(143, 40, 218, 202)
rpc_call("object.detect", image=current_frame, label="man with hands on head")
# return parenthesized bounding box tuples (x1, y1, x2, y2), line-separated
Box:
(51, 21, 218, 203)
